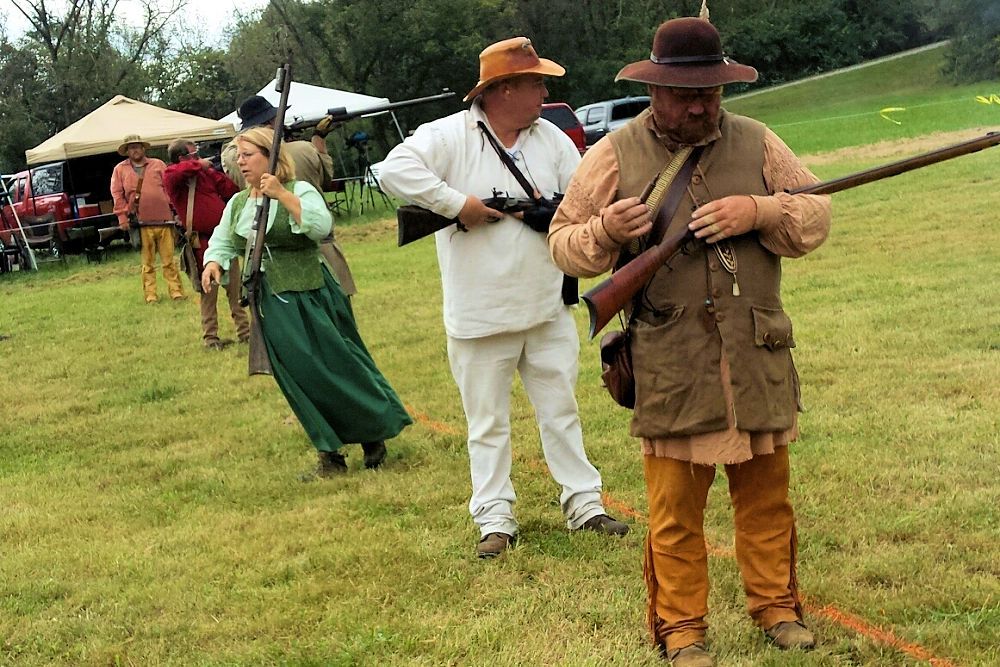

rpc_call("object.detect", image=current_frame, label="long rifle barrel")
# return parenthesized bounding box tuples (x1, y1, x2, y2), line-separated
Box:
(582, 130, 1000, 339)
(789, 131, 1000, 196)
(244, 64, 293, 376)
(248, 65, 291, 278)
(286, 90, 455, 131)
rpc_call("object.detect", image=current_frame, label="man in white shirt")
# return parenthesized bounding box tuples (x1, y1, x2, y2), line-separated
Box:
(379, 37, 628, 559)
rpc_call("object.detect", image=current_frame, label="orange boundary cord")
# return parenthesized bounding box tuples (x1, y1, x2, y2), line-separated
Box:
(414, 408, 959, 665)
(803, 600, 958, 667)
(601, 491, 958, 666)
(404, 404, 461, 435)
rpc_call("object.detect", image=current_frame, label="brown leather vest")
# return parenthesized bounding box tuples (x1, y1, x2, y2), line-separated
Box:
(610, 110, 800, 438)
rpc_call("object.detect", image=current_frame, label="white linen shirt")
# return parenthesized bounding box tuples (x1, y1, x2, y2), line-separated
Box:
(378, 101, 582, 339)
(203, 181, 331, 272)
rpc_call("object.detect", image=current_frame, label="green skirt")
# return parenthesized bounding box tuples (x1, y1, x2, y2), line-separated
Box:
(259, 270, 412, 452)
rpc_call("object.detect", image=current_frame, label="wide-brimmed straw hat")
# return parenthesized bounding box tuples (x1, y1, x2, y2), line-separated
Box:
(464, 37, 565, 102)
(616, 18, 757, 88)
(117, 134, 151, 156)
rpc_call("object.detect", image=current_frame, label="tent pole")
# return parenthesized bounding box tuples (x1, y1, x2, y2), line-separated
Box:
(390, 112, 405, 142)
(1, 189, 38, 271)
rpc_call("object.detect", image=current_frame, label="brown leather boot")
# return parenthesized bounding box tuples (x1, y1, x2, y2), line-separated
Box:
(299, 450, 347, 481)
(361, 441, 386, 469)
(666, 643, 713, 667)
(578, 514, 630, 536)
(764, 620, 816, 650)
(476, 532, 515, 559)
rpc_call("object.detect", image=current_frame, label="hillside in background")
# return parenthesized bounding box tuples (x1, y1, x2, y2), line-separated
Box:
(725, 43, 1000, 155)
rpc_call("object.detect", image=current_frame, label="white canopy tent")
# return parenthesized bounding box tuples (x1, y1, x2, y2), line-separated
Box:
(26, 96, 237, 165)
(219, 80, 406, 141)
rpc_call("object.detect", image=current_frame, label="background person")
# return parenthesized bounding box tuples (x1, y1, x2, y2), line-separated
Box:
(110, 134, 184, 303)
(548, 15, 831, 667)
(202, 127, 411, 477)
(379, 37, 628, 560)
(163, 138, 249, 350)
(222, 96, 357, 298)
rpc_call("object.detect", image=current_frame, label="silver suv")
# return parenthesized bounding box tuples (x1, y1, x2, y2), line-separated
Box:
(574, 96, 650, 146)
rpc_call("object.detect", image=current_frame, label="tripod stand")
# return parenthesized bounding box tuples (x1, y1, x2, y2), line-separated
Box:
(346, 132, 391, 214)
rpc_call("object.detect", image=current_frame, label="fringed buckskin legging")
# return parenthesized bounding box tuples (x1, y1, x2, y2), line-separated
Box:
(643, 447, 802, 652)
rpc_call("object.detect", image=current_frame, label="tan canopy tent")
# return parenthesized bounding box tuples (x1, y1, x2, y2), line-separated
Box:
(26, 95, 237, 165)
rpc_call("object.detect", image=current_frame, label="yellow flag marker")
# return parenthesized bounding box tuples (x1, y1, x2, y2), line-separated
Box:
(975, 94, 1000, 104)
(879, 107, 907, 125)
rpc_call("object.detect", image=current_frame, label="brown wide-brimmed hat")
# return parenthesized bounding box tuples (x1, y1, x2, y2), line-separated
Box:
(464, 37, 565, 102)
(117, 134, 151, 156)
(616, 18, 757, 88)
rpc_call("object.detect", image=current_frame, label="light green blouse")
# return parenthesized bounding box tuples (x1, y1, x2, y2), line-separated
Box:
(203, 180, 332, 271)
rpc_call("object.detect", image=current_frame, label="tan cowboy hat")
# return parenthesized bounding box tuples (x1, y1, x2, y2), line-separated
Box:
(616, 18, 757, 88)
(464, 37, 565, 102)
(117, 134, 152, 156)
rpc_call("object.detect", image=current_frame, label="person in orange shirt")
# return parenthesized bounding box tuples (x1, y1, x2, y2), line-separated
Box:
(110, 134, 184, 303)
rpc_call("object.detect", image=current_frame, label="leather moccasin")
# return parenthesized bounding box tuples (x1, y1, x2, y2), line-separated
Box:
(362, 441, 387, 469)
(477, 532, 514, 559)
(764, 620, 816, 650)
(579, 514, 630, 536)
(666, 643, 713, 667)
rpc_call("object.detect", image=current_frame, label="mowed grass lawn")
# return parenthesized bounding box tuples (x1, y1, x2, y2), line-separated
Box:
(2, 51, 998, 667)
(2, 139, 997, 666)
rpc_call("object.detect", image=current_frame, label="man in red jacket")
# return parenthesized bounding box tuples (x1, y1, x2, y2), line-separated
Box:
(163, 138, 250, 349)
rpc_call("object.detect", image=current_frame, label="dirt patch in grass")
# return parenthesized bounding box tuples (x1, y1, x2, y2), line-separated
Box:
(803, 126, 995, 166)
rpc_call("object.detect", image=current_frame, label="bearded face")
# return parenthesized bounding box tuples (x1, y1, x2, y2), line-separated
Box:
(649, 85, 722, 145)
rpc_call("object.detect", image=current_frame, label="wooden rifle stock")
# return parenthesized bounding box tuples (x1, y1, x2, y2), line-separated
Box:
(244, 63, 292, 376)
(582, 130, 1000, 339)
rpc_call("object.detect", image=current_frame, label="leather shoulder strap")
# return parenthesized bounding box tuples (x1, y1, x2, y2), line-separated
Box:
(647, 145, 704, 246)
(618, 145, 703, 268)
(132, 175, 145, 212)
(618, 145, 704, 326)
(185, 177, 197, 234)
(476, 120, 538, 201)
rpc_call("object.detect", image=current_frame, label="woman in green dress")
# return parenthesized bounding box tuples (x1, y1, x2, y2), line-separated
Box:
(202, 127, 411, 477)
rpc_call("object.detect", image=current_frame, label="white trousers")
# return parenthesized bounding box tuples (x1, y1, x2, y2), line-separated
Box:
(447, 308, 606, 537)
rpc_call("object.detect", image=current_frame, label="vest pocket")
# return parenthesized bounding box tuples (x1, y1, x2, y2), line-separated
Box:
(630, 306, 729, 436)
(751, 306, 796, 351)
(636, 303, 685, 328)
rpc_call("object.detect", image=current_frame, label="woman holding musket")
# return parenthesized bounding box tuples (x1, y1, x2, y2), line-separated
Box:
(202, 127, 411, 477)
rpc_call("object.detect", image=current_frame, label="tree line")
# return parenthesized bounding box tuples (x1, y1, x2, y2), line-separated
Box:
(2, 0, 998, 173)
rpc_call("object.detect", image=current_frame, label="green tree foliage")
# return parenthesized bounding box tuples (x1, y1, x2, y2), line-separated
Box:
(0, 0, 182, 172)
(4, 0, 995, 174)
(937, 0, 1000, 82)
(716, 0, 937, 87)
(0, 31, 49, 172)
(156, 47, 241, 120)
(512, 0, 667, 105)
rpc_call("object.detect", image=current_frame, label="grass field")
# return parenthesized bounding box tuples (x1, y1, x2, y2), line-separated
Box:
(1, 47, 999, 666)
(726, 44, 1000, 155)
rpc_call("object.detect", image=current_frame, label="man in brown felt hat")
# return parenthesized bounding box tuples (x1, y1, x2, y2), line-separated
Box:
(548, 9, 831, 666)
(379, 37, 630, 560)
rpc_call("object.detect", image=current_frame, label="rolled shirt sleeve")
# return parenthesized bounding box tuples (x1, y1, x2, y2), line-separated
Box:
(378, 123, 470, 219)
(203, 181, 330, 271)
(291, 182, 333, 240)
(548, 139, 625, 278)
(751, 128, 831, 258)
(203, 195, 240, 270)
(549, 125, 832, 275)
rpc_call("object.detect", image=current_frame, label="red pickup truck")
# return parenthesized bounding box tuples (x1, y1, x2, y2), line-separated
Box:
(1, 159, 124, 259)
